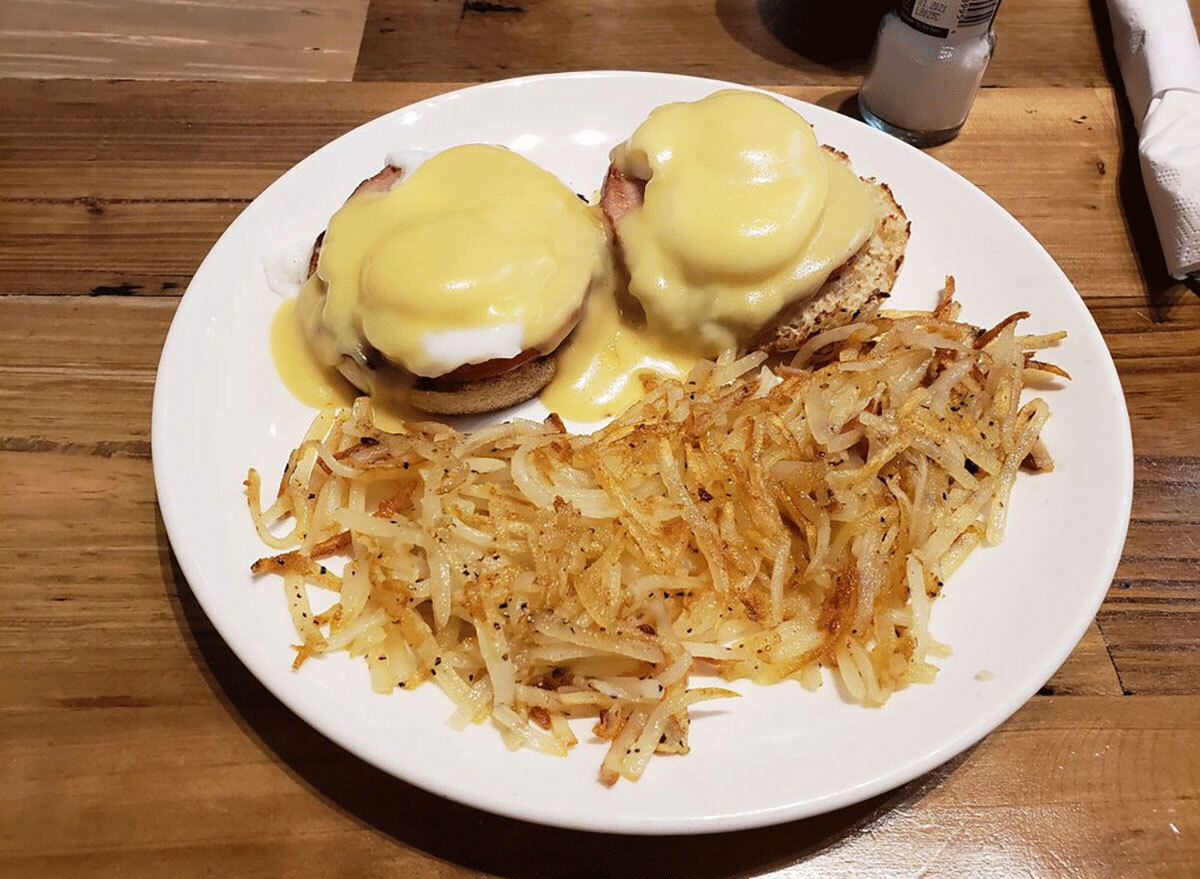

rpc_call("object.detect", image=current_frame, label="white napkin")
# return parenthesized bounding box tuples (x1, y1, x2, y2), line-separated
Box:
(1107, 0, 1200, 279)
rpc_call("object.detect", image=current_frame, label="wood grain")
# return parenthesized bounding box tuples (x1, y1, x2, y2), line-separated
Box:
(3, 0, 1198, 87)
(353, 0, 1199, 86)
(0, 0, 370, 81)
(2, 60, 1199, 878)
(0, 81, 1183, 302)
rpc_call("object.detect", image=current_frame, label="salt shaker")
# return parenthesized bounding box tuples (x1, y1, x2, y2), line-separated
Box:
(859, 1, 1002, 147)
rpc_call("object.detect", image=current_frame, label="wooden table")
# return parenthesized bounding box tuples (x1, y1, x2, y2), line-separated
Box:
(2, 2, 1198, 877)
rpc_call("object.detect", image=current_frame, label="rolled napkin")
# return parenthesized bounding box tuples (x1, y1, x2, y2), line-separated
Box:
(1107, 0, 1200, 280)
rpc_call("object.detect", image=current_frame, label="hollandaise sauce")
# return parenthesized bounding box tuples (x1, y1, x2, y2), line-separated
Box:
(543, 89, 880, 422)
(270, 296, 356, 409)
(607, 89, 878, 355)
(307, 144, 609, 380)
(541, 285, 698, 421)
(271, 98, 878, 427)
(271, 294, 415, 431)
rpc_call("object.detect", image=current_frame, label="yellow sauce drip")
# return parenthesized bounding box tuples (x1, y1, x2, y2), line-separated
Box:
(270, 297, 412, 432)
(270, 298, 356, 409)
(541, 284, 699, 422)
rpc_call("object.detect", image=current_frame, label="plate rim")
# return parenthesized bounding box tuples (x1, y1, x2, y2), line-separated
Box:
(151, 69, 1135, 835)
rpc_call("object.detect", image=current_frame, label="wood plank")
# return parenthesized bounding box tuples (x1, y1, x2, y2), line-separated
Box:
(3, 293, 1196, 455)
(0, 0, 369, 81)
(1104, 458, 1200, 696)
(0, 200, 245, 296)
(0, 81, 457, 202)
(1046, 621, 1121, 696)
(0, 296, 173, 374)
(0, 82, 1178, 308)
(3, 286, 1194, 466)
(3, 0, 1197, 89)
(353, 0, 1130, 87)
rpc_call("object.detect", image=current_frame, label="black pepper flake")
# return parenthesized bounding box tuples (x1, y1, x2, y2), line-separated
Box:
(430, 669, 437, 676)
(499, 602, 508, 609)
(434, 657, 442, 666)
(493, 622, 501, 630)
(964, 458, 980, 475)
(697, 487, 714, 502)
(402, 461, 410, 469)
(319, 566, 327, 575)
(276, 558, 285, 566)
(307, 493, 315, 500)
(360, 437, 379, 447)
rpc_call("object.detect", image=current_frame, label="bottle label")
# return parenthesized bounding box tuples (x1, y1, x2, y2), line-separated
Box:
(899, 0, 1001, 38)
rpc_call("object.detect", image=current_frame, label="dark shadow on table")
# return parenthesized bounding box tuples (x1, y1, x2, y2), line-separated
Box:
(714, 0, 889, 76)
(813, 88, 867, 121)
(1088, 0, 1199, 315)
(157, 516, 962, 878)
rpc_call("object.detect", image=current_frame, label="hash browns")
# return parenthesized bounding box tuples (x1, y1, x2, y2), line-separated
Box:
(247, 280, 1065, 784)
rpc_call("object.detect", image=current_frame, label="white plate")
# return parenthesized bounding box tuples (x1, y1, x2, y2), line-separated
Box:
(152, 72, 1133, 835)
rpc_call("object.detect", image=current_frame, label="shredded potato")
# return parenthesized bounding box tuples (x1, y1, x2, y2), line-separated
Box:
(247, 282, 1064, 784)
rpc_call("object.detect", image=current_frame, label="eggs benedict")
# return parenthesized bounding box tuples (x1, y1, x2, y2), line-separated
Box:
(543, 89, 909, 421)
(292, 145, 613, 415)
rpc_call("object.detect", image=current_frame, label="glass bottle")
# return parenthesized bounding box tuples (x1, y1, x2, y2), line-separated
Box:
(859, 1, 1002, 147)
